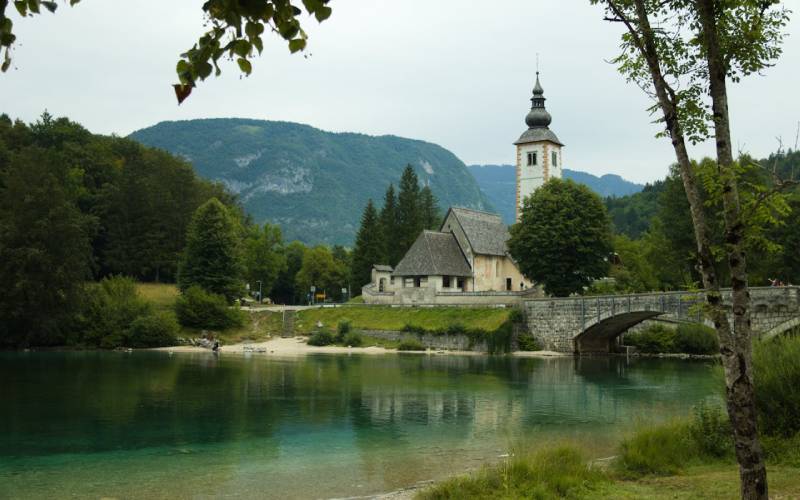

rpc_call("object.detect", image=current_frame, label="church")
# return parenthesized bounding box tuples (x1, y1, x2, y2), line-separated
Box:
(362, 73, 563, 305)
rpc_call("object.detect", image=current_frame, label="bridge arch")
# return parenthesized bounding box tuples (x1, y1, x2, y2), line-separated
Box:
(573, 311, 663, 354)
(761, 317, 800, 341)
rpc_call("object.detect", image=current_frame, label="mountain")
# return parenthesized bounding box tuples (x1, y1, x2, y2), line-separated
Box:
(130, 119, 494, 246)
(467, 164, 644, 224)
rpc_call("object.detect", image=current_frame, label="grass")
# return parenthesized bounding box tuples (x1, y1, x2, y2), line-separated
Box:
(134, 282, 284, 344)
(294, 306, 510, 334)
(135, 283, 179, 311)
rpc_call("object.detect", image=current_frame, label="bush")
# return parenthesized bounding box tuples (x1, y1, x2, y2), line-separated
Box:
(675, 323, 718, 354)
(688, 403, 733, 458)
(623, 324, 675, 353)
(401, 324, 426, 335)
(753, 335, 800, 437)
(307, 330, 335, 346)
(75, 276, 153, 348)
(127, 312, 179, 348)
(517, 332, 541, 351)
(336, 319, 352, 342)
(508, 308, 525, 324)
(616, 421, 695, 477)
(175, 286, 244, 330)
(342, 331, 363, 347)
(397, 336, 425, 351)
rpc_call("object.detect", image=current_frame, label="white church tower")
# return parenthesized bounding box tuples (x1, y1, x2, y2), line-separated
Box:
(514, 72, 563, 221)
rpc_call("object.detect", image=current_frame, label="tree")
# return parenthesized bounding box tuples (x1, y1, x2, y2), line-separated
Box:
(243, 222, 287, 300)
(295, 245, 346, 302)
(378, 183, 400, 266)
(350, 200, 382, 290)
(272, 240, 306, 304)
(397, 165, 422, 258)
(179, 198, 243, 302)
(0, 147, 93, 347)
(419, 185, 441, 230)
(593, 1, 789, 496)
(0, 0, 334, 102)
(508, 179, 612, 297)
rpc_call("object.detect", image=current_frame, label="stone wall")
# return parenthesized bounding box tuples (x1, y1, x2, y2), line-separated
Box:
(361, 330, 488, 352)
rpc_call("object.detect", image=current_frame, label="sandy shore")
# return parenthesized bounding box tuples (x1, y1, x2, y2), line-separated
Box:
(153, 337, 567, 358)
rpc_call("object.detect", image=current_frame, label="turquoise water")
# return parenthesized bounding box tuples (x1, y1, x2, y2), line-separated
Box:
(1, 351, 722, 498)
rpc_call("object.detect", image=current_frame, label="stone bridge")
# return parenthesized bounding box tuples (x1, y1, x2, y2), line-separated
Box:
(521, 286, 800, 353)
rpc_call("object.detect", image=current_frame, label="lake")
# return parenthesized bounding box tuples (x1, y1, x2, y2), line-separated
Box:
(1, 351, 722, 499)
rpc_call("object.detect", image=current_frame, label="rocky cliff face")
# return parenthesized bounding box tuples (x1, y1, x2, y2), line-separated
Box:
(130, 119, 494, 245)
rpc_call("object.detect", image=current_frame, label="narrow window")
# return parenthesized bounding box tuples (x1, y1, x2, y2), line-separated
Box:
(527, 152, 537, 166)
(443, 276, 451, 288)
(457, 278, 465, 290)
(506, 278, 512, 291)
(551, 151, 558, 167)
(495, 260, 500, 277)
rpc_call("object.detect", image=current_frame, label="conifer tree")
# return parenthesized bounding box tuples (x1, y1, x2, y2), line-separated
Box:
(419, 185, 441, 230)
(179, 198, 243, 302)
(378, 184, 400, 266)
(397, 165, 422, 257)
(350, 200, 382, 289)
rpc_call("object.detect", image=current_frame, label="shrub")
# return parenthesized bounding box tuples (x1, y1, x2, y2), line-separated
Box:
(753, 335, 800, 437)
(307, 330, 335, 346)
(517, 332, 541, 351)
(336, 319, 352, 339)
(675, 323, 718, 354)
(401, 324, 426, 335)
(616, 421, 695, 477)
(127, 312, 179, 348)
(508, 308, 525, 325)
(688, 403, 733, 458)
(623, 324, 675, 353)
(342, 331, 363, 347)
(397, 336, 425, 351)
(175, 286, 244, 330)
(75, 276, 153, 348)
(445, 323, 467, 336)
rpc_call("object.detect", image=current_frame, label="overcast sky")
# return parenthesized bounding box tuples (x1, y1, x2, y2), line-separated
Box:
(1, 1, 798, 183)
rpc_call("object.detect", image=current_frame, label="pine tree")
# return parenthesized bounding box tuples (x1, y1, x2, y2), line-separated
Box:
(397, 165, 421, 258)
(419, 185, 441, 230)
(350, 200, 382, 290)
(178, 198, 243, 302)
(378, 184, 400, 266)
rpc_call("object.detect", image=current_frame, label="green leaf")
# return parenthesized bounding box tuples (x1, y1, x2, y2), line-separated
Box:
(41, 1, 58, 13)
(288, 38, 306, 53)
(233, 39, 251, 57)
(245, 21, 264, 38)
(237, 57, 252, 75)
(196, 60, 213, 79)
(314, 6, 332, 22)
(13, 1, 27, 17)
(27, 0, 41, 15)
(252, 36, 263, 54)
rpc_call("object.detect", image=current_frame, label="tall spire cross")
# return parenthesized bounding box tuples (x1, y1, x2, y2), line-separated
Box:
(536, 53, 539, 74)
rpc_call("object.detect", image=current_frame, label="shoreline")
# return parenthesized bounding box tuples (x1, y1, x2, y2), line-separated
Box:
(152, 336, 569, 358)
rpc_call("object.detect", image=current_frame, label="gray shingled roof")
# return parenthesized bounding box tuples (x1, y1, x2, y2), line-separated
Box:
(446, 207, 509, 256)
(514, 127, 564, 146)
(392, 231, 472, 277)
(373, 264, 393, 272)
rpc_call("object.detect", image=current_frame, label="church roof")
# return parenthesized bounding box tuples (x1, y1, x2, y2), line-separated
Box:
(444, 207, 509, 257)
(373, 264, 393, 272)
(514, 127, 563, 146)
(392, 231, 472, 277)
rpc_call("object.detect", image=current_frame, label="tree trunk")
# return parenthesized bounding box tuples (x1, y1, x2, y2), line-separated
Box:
(694, 1, 767, 497)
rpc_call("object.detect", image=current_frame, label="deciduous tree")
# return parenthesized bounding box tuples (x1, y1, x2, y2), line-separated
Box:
(509, 179, 612, 297)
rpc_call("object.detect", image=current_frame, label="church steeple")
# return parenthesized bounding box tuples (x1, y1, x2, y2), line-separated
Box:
(525, 72, 552, 128)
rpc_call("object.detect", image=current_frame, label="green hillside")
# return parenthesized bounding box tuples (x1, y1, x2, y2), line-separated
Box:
(130, 119, 494, 245)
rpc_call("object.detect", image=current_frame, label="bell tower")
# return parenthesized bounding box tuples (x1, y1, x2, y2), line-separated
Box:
(514, 71, 564, 221)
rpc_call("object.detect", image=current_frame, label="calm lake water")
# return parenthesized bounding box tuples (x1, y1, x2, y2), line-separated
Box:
(1, 351, 722, 499)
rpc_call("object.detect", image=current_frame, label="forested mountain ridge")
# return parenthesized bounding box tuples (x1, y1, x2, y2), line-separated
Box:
(467, 164, 644, 224)
(130, 119, 494, 246)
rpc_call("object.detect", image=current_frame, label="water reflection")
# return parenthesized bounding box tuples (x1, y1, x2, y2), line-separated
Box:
(0, 351, 722, 498)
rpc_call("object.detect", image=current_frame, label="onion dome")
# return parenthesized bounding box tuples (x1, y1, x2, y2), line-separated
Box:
(525, 72, 552, 128)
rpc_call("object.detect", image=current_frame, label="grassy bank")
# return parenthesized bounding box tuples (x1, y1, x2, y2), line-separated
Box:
(294, 306, 511, 334)
(134, 283, 281, 344)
